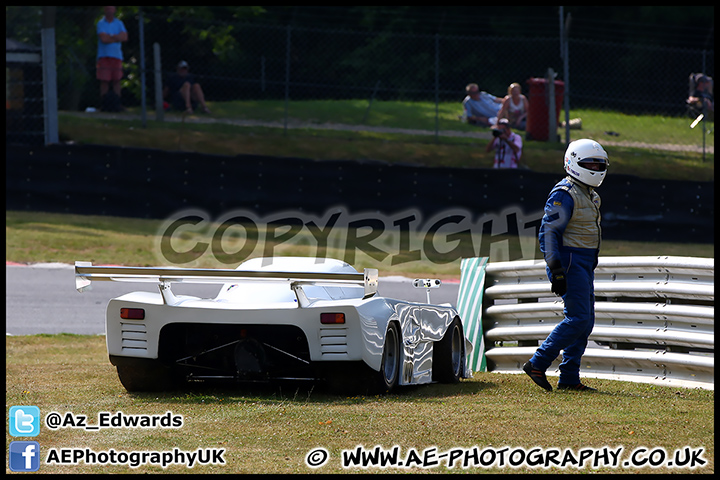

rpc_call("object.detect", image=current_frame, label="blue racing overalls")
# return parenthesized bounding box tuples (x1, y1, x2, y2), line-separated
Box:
(530, 176, 601, 385)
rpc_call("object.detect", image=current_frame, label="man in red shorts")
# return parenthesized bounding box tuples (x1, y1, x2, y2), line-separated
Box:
(96, 6, 127, 110)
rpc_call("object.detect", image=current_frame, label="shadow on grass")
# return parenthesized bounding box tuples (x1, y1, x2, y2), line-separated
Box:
(128, 376, 498, 405)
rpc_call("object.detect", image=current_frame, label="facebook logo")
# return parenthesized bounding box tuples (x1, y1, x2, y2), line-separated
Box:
(9, 441, 41, 472)
(9, 405, 40, 436)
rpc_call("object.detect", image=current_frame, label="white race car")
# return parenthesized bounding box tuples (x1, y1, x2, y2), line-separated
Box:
(75, 257, 471, 393)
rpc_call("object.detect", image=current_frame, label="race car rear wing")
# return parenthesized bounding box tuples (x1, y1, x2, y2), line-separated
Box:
(75, 261, 379, 306)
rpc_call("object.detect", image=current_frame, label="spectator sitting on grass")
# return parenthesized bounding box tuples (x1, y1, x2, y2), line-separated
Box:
(462, 83, 503, 127)
(687, 74, 714, 117)
(498, 82, 529, 130)
(163, 61, 211, 114)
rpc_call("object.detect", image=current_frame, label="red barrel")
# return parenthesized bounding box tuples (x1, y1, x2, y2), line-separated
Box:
(525, 78, 564, 141)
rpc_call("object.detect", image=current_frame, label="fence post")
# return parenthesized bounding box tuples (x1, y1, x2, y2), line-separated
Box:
(41, 6, 59, 145)
(362, 80, 381, 124)
(261, 55, 266, 93)
(560, 8, 571, 145)
(434, 33, 440, 143)
(154, 43, 163, 122)
(701, 50, 707, 162)
(546, 67, 557, 142)
(138, 8, 147, 128)
(284, 24, 291, 136)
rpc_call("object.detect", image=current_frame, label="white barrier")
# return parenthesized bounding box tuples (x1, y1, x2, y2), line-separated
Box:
(481, 256, 714, 390)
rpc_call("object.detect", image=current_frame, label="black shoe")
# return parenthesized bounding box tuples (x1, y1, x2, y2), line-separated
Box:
(557, 383, 597, 392)
(522, 362, 552, 391)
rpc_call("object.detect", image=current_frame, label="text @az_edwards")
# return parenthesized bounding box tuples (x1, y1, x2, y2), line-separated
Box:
(44, 410, 183, 431)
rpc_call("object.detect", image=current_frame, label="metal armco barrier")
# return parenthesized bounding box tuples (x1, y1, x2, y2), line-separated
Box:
(481, 256, 714, 390)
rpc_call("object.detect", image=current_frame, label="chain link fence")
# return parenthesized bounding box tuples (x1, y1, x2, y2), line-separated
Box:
(6, 38, 45, 145)
(6, 6, 714, 153)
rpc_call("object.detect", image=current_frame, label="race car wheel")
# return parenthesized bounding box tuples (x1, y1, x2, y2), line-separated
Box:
(376, 322, 401, 392)
(432, 317, 464, 383)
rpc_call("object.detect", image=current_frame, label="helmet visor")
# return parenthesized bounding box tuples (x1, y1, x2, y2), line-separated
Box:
(578, 158, 608, 172)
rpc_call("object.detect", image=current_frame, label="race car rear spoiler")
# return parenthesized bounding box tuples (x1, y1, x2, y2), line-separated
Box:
(75, 261, 379, 305)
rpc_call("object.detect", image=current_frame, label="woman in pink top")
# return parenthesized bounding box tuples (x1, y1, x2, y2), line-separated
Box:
(499, 82, 529, 130)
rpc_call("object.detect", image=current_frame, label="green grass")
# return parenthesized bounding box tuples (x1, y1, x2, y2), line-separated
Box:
(183, 99, 716, 148)
(5, 334, 714, 474)
(567, 108, 714, 148)
(193, 98, 474, 130)
(6, 210, 714, 277)
(59, 99, 713, 182)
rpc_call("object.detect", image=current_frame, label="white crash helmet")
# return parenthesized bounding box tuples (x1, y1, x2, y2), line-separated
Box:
(563, 139, 609, 187)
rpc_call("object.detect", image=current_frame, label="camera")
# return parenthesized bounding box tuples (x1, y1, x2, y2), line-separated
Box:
(492, 129, 502, 137)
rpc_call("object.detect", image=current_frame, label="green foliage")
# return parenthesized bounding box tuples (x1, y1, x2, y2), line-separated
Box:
(5, 6, 42, 44)
(8, 7, 712, 114)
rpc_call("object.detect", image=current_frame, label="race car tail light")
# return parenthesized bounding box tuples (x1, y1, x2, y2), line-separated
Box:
(120, 308, 145, 320)
(320, 313, 345, 324)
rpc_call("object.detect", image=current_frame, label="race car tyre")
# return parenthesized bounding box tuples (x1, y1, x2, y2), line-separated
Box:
(116, 361, 177, 392)
(432, 317, 464, 383)
(376, 321, 401, 392)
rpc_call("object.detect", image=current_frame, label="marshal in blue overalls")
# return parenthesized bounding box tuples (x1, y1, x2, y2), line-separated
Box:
(523, 139, 609, 392)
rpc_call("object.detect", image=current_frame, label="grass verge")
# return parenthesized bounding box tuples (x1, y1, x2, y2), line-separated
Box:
(57, 100, 714, 182)
(6, 210, 714, 277)
(5, 334, 714, 474)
